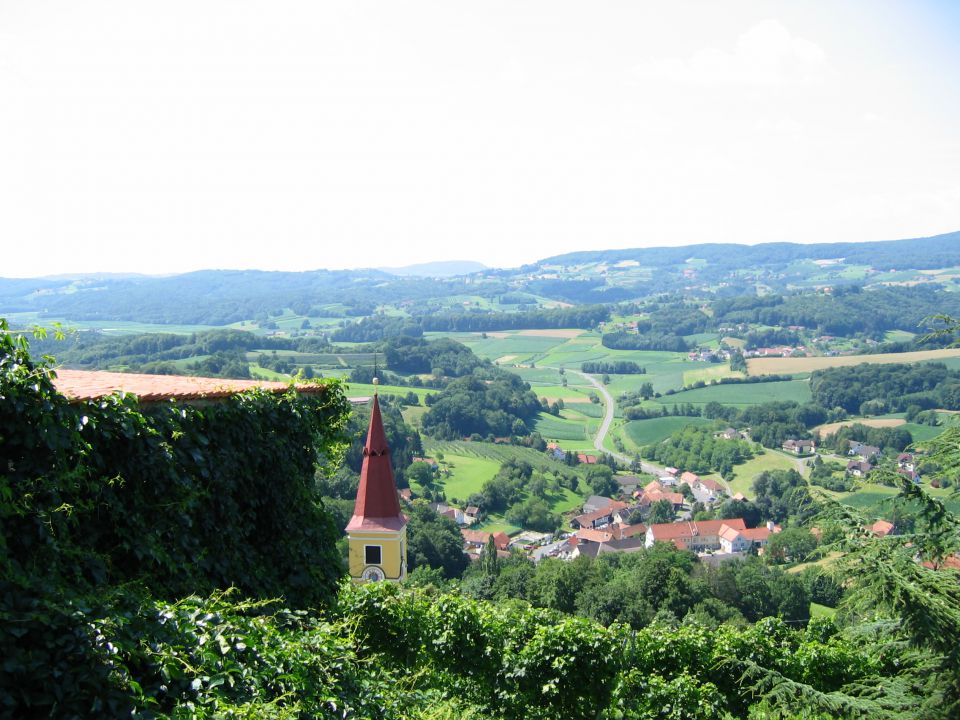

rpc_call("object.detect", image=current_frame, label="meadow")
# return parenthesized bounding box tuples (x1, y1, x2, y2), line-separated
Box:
(418, 440, 594, 534)
(726, 450, 804, 498)
(621, 416, 713, 450)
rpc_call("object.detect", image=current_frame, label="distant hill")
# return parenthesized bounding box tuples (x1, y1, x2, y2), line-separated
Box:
(1, 230, 959, 326)
(378, 260, 487, 277)
(539, 230, 960, 271)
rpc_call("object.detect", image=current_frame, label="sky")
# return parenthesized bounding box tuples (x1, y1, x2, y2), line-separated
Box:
(1, 1, 959, 277)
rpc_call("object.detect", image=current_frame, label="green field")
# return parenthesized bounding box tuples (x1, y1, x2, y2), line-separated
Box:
(423, 440, 586, 476)
(727, 450, 803, 498)
(563, 402, 605, 419)
(534, 413, 589, 442)
(427, 452, 501, 502)
(622, 416, 713, 449)
(341, 382, 431, 402)
(682, 365, 745, 386)
(4, 312, 221, 336)
(654, 380, 811, 408)
(419, 440, 592, 524)
(901, 423, 947, 443)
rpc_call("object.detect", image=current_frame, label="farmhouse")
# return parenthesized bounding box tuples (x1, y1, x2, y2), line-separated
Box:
(696, 478, 726, 496)
(782, 439, 815, 455)
(644, 518, 747, 552)
(461, 529, 511, 557)
(640, 488, 685, 510)
(572, 499, 629, 529)
(848, 441, 881, 461)
(846, 460, 873, 477)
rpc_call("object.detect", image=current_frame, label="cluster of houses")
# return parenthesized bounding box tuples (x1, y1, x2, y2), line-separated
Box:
(742, 346, 807, 358)
(844, 442, 920, 482)
(531, 511, 783, 563)
(686, 347, 732, 363)
(545, 442, 599, 464)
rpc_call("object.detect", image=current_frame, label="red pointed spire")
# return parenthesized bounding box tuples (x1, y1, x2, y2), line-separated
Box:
(346, 393, 406, 532)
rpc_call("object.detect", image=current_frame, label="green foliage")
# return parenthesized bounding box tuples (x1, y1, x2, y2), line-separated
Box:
(0, 588, 424, 719)
(644, 425, 753, 477)
(405, 502, 470, 579)
(753, 470, 815, 525)
(421, 367, 541, 439)
(582, 360, 646, 374)
(383, 335, 483, 376)
(0, 319, 350, 608)
(810, 362, 960, 415)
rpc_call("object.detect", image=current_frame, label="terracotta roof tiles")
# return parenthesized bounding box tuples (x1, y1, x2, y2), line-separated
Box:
(53, 368, 331, 403)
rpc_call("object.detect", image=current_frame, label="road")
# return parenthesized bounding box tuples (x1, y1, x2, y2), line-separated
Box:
(547, 367, 731, 490)
(563, 369, 634, 466)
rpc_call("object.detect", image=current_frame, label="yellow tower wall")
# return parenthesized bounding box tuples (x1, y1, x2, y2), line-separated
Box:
(347, 526, 407, 582)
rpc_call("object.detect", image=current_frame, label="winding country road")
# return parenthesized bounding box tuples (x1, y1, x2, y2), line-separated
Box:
(561, 369, 732, 492)
(563, 369, 634, 465)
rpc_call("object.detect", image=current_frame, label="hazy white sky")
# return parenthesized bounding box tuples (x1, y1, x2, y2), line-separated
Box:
(1, 1, 959, 277)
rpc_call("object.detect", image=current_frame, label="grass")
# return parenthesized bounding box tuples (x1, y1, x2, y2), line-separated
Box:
(809, 603, 838, 619)
(563, 402, 605, 419)
(4, 312, 222, 336)
(747, 348, 960, 375)
(417, 440, 593, 524)
(534, 413, 588, 441)
(423, 440, 586, 476)
(727, 450, 803, 498)
(428, 452, 501, 501)
(682, 365, 744, 386)
(472, 519, 523, 536)
(654, 380, 811, 408)
(622, 416, 713, 449)
(401, 405, 428, 427)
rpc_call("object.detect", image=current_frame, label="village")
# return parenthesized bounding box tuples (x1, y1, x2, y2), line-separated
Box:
(410, 433, 921, 569)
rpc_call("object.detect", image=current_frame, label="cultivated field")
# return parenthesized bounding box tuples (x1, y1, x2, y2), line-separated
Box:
(815, 418, 905, 436)
(622, 416, 712, 449)
(652, 379, 812, 408)
(747, 348, 960, 375)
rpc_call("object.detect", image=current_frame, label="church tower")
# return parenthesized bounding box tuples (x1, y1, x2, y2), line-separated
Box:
(346, 383, 408, 582)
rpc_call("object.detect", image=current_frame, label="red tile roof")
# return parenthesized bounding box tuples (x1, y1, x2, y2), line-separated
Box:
(576, 528, 614, 543)
(648, 518, 746, 541)
(871, 520, 895, 537)
(53, 368, 331, 403)
(461, 529, 489, 546)
(698, 478, 725, 493)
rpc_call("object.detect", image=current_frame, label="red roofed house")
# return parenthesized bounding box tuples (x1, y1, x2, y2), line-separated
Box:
(720, 522, 782, 553)
(871, 519, 895, 537)
(697, 478, 726, 496)
(679, 471, 699, 486)
(645, 518, 747, 552)
(577, 453, 598, 464)
(345, 389, 408, 583)
(461, 529, 511, 555)
(572, 500, 629, 530)
(641, 489, 686, 510)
